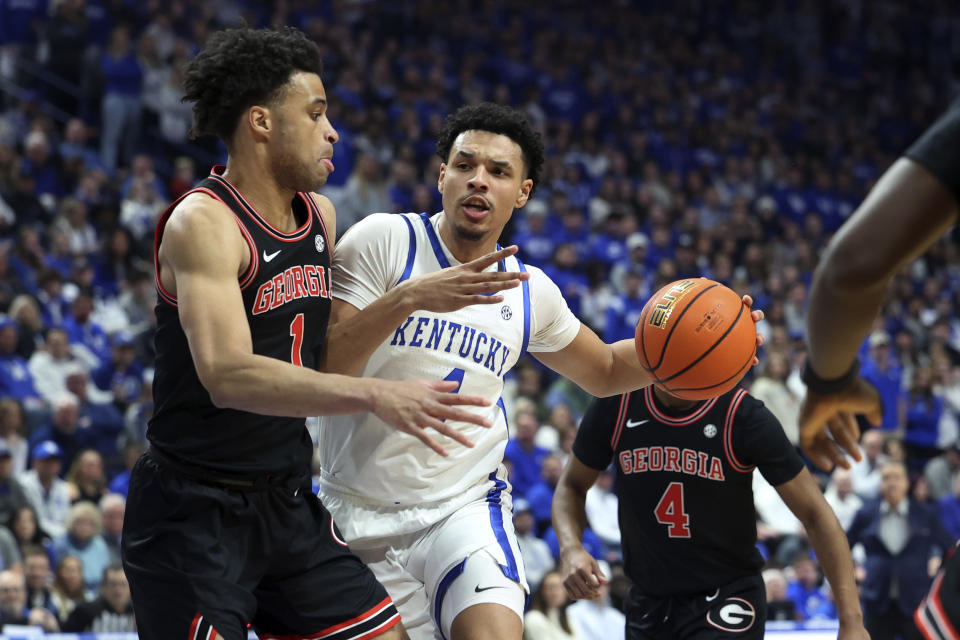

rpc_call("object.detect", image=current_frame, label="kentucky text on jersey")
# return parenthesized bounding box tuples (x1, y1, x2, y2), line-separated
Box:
(390, 315, 511, 376)
(251, 264, 332, 315)
(619, 445, 726, 481)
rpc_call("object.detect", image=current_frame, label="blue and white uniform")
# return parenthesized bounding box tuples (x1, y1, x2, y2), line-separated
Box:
(319, 212, 580, 639)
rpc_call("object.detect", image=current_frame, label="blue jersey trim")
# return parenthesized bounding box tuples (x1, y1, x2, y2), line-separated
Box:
(419, 212, 452, 269)
(517, 257, 531, 355)
(398, 215, 417, 284)
(486, 470, 521, 582)
(433, 557, 467, 639)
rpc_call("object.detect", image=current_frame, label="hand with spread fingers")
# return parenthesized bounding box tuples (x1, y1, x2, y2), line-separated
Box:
(799, 377, 883, 471)
(371, 378, 492, 457)
(398, 245, 530, 312)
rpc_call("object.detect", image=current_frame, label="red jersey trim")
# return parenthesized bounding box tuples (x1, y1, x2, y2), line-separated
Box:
(643, 386, 719, 426)
(610, 392, 632, 450)
(208, 167, 314, 242)
(153, 187, 259, 306)
(722, 389, 754, 473)
(258, 597, 400, 639)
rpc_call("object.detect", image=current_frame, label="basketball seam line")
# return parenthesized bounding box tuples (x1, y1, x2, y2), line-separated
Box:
(654, 299, 745, 385)
(647, 283, 719, 373)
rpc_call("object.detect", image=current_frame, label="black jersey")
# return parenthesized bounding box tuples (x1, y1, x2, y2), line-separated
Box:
(574, 386, 804, 597)
(149, 166, 332, 475)
(905, 96, 960, 204)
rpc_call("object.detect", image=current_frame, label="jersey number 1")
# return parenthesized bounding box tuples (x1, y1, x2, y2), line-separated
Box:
(290, 313, 304, 366)
(654, 482, 691, 538)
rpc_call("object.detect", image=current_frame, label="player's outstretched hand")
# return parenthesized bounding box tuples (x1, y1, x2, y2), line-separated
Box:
(371, 379, 491, 457)
(798, 377, 882, 471)
(560, 546, 609, 600)
(741, 295, 765, 367)
(401, 245, 531, 313)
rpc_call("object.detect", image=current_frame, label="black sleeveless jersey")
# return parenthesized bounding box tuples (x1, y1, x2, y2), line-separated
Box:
(905, 96, 960, 205)
(574, 386, 804, 597)
(149, 166, 332, 475)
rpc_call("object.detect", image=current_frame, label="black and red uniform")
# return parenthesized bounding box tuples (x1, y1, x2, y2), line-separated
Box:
(574, 386, 804, 639)
(122, 166, 399, 640)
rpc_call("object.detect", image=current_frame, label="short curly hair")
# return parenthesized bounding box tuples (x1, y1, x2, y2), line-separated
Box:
(183, 27, 323, 144)
(436, 103, 545, 194)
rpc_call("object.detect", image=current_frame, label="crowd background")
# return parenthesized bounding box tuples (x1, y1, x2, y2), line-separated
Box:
(0, 0, 959, 635)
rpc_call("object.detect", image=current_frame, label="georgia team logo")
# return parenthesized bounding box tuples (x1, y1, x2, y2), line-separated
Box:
(706, 597, 756, 633)
(703, 424, 717, 438)
(501, 305, 513, 320)
(315, 234, 325, 253)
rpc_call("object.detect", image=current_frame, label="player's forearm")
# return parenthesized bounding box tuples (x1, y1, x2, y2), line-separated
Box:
(807, 158, 959, 379)
(583, 340, 652, 397)
(552, 481, 590, 554)
(202, 353, 380, 416)
(802, 508, 863, 625)
(322, 287, 418, 375)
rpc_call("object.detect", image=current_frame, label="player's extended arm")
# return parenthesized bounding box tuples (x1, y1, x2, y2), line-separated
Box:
(161, 196, 492, 456)
(322, 246, 530, 376)
(535, 297, 763, 397)
(775, 468, 868, 640)
(552, 454, 609, 600)
(801, 159, 959, 470)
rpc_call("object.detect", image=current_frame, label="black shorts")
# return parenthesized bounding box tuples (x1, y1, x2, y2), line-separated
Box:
(626, 574, 766, 640)
(916, 547, 960, 640)
(121, 452, 400, 640)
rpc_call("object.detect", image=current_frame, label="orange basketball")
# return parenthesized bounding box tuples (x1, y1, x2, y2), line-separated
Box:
(635, 278, 756, 400)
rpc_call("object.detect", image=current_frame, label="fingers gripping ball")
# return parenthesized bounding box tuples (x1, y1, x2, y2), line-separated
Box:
(635, 278, 757, 400)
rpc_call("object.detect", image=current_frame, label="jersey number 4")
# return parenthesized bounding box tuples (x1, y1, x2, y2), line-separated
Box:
(654, 482, 691, 538)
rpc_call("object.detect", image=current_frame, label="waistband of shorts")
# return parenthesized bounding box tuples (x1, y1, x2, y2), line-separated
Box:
(147, 446, 303, 492)
(318, 471, 491, 509)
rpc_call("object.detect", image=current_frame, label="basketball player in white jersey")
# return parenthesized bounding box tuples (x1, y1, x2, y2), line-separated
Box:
(318, 103, 764, 640)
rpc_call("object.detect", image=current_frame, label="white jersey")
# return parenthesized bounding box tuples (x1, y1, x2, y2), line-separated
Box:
(319, 212, 580, 510)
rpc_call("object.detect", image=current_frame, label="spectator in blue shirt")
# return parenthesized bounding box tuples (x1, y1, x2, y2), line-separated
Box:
(0, 318, 42, 411)
(604, 267, 649, 343)
(503, 410, 550, 500)
(900, 366, 944, 468)
(511, 201, 556, 264)
(527, 454, 564, 536)
(98, 24, 142, 173)
(937, 474, 960, 539)
(786, 554, 832, 621)
(61, 292, 109, 370)
(860, 331, 904, 432)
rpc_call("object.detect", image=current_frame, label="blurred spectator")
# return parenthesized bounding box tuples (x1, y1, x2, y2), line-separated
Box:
(786, 554, 831, 621)
(824, 468, 863, 532)
(61, 291, 110, 369)
(8, 505, 53, 564)
(98, 493, 123, 564)
(19, 440, 71, 539)
(847, 462, 954, 640)
(53, 502, 109, 591)
(8, 294, 45, 360)
(0, 441, 29, 527)
(763, 567, 799, 621)
(28, 392, 97, 472)
(65, 449, 106, 506)
(513, 499, 553, 593)
(91, 331, 143, 410)
(900, 366, 944, 468)
(523, 570, 580, 640)
(750, 352, 802, 445)
(0, 317, 45, 416)
(566, 561, 625, 640)
(52, 198, 97, 259)
(754, 470, 806, 567)
(331, 154, 392, 238)
(49, 555, 86, 624)
(850, 429, 887, 500)
(61, 563, 134, 632)
(0, 400, 28, 481)
(603, 266, 647, 343)
(0, 569, 58, 631)
(99, 25, 142, 174)
(925, 440, 960, 501)
(504, 410, 550, 500)
(23, 545, 56, 619)
(861, 332, 905, 433)
(107, 441, 144, 498)
(28, 327, 95, 405)
(584, 467, 620, 557)
(528, 454, 565, 535)
(937, 473, 960, 540)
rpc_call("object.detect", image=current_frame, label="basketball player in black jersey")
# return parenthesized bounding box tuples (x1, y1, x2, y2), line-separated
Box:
(798, 100, 960, 639)
(553, 384, 868, 639)
(121, 27, 531, 640)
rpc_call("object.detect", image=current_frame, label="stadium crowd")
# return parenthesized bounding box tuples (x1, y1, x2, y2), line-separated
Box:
(0, 0, 959, 634)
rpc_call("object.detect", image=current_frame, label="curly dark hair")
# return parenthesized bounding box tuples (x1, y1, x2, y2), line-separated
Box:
(182, 27, 323, 143)
(436, 103, 545, 194)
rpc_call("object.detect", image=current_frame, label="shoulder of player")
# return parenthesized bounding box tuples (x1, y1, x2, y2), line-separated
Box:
(337, 212, 414, 247)
(161, 192, 245, 263)
(304, 192, 338, 245)
(728, 390, 779, 429)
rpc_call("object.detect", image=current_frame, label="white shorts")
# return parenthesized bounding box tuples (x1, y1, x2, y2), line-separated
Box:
(321, 473, 528, 640)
